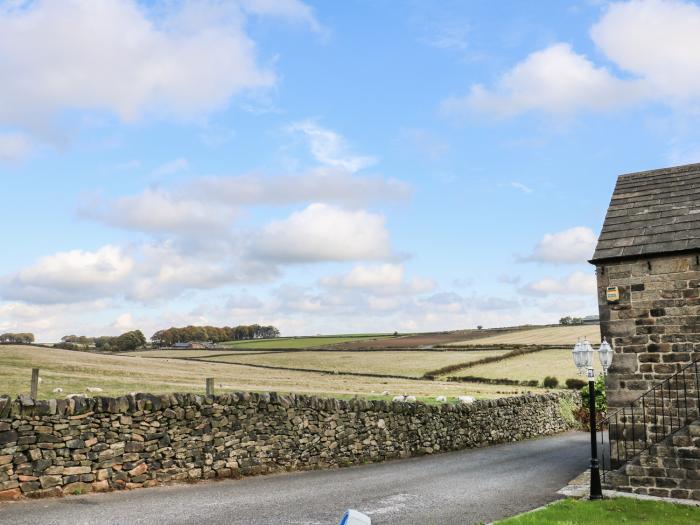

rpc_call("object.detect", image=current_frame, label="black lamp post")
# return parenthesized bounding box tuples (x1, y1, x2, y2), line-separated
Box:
(572, 338, 613, 500)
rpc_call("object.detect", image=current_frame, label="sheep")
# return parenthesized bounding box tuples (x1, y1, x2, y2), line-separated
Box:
(458, 395, 475, 404)
(392, 395, 405, 402)
(435, 395, 447, 403)
(37, 377, 43, 384)
(85, 387, 103, 393)
(404, 395, 417, 403)
(52, 387, 63, 394)
(381, 390, 390, 396)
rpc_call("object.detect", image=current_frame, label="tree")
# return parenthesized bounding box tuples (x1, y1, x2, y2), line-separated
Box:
(0, 332, 35, 344)
(114, 330, 146, 352)
(150, 324, 280, 346)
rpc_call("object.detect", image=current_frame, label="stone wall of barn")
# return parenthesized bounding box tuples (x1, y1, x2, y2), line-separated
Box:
(0, 391, 575, 500)
(595, 252, 700, 499)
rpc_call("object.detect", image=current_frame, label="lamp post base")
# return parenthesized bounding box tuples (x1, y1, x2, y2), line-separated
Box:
(589, 464, 603, 500)
(588, 375, 603, 500)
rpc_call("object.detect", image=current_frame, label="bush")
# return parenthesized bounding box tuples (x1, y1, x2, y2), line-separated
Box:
(576, 375, 607, 429)
(565, 378, 586, 390)
(543, 376, 559, 388)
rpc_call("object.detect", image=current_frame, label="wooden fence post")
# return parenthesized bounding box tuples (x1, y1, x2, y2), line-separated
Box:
(31, 368, 40, 399)
(206, 378, 214, 396)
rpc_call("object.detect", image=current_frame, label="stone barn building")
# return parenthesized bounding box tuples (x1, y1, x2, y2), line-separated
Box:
(590, 163, 700, 500)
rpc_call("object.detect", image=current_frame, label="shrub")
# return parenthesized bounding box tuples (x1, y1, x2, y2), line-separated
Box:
(565, 378, 586, 390)
(543, 376, 559, 388)
(576, 375, 607, 429)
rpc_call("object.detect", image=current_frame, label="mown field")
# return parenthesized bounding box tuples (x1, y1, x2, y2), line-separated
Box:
(452, 348, 582, 384)
(218, 335, 391, 349)
(186, 349, 512, 378)
(450, 325, 600, 346)
(0, 345, 535, 401)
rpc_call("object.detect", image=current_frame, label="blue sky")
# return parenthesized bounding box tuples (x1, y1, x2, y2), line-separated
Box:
(2, 0, 700, 341)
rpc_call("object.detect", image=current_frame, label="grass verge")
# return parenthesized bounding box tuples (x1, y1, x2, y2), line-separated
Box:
(495, 497, 700, 524)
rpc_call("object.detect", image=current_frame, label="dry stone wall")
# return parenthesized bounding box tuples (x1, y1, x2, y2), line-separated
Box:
(0, 391, 575, 501)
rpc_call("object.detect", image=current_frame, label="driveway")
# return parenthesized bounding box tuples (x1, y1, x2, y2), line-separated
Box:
(0, 431, 588, 525)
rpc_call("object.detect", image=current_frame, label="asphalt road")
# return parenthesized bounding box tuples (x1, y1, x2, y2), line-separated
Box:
(0, 431, 588, 525)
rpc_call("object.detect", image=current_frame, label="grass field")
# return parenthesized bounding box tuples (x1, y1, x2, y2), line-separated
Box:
(450, 325, 601, 346)
(218, 335, 391, 349)
(451, 348, 581, 384)
(190, 349, 511, 378)
(127, 349, 279, 358)
(496, 497, 700, 524)
(0, 345, 536, 400)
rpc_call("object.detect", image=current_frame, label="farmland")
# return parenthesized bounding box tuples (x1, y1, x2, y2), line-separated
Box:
(0, 345, 533, 401)
(181, 349, 512, 378)
(449, 324, 600, 346)
(218, 334, 392, 349)
(451, 348, 582, 384)
(0, 324, 600, 402)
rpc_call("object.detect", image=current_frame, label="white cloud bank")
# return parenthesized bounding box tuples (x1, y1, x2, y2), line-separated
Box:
(444, 0, 700, 118)
(521, 226, 598, 264)
(252, 204, 393, 263)
(520, 271, 596, 297)
(0, 0, 318, 148)
(321, 264, 435, 295)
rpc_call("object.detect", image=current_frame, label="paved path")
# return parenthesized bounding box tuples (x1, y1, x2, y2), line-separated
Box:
(0, 432, 588, 525)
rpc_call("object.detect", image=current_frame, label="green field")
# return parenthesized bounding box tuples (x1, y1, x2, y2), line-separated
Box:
(218, 335, 391, 349)
(0, 345, 536, 400)
(496, 497, 700, 525)
(451, 348, 581, 384)
(193, 349, 510, 378)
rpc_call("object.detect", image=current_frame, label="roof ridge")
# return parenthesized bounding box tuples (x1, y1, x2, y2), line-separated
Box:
(617, 162, 700, 179)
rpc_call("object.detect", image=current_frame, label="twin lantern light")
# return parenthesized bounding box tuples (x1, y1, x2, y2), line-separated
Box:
(572, 337, 613, 378)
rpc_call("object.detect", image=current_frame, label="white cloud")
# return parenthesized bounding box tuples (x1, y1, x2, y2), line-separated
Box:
(186, 170, 411, 208)
(321, 264, 435, 295)
(152, 158, 189, 178)
(591, 0, 700, 103)
(289, 120, 376, 172)
(81, 170, 411, 239)
(0, 0, 318, 139)
(444, 43, 642, 118)
(80, 188, 237, 236)
(0, 240, 279, 305)
(510, 181, 533, 194)
(521, 226, 598, 264)
(0, 132, 31, 162)
(445, 1, 700, 119)
(1, 245, 134, 304)
(520, 271, 596, 296)
(252, 203, 392, 263)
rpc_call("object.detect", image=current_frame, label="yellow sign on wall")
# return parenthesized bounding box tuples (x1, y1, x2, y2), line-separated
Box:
(606, 286, 620, 303)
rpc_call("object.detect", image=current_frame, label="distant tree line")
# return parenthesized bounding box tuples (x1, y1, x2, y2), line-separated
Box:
(559, 316, 584, 326)
(151, 325, 280, 346)
(56, 330, 146, 352)
(0, 332, 35, 344)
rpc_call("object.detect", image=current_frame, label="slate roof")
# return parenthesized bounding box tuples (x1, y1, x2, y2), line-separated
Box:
(590, 163, 700, 263)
